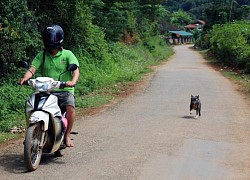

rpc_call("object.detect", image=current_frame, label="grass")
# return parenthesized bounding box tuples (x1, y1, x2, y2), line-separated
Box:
(0, 133, 22, 146)
(77, 94, 114, 109)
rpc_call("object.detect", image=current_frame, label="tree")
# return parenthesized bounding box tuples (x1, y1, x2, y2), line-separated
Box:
(229, 0, 234, 22)
(0, 0, 41, 78)
(170, 9, 192, 29)
(156, 5, 171, 34)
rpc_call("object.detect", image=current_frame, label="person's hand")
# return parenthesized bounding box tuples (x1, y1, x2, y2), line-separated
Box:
(66, 81, 75, 87)
(18, 78, 26, 85)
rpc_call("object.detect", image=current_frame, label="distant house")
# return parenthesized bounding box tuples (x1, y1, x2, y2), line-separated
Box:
(167, 20, 205, 44)
(168, 30, 193, 44)
(185, 20, 205, 30)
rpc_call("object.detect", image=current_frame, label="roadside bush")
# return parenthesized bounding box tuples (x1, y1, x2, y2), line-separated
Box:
(209, 21, 250, 69)
(0, 85, 31, 132)
(76, 36, 172, 96)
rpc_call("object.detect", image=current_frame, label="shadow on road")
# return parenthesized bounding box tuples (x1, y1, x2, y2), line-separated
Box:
(181, 115, 196, 119)
(0, 153, 66, 174)
(40, 153, 66, 166)
(0, 153, 27, 174)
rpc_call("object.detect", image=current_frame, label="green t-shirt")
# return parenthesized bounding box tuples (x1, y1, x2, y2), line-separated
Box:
(31, 49, 79, 94)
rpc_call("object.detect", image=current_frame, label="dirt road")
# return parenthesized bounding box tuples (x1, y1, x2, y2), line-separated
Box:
(1, 45, 250, 180)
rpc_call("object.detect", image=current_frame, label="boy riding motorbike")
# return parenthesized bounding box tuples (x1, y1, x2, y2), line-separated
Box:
(19, 24, 79, 147)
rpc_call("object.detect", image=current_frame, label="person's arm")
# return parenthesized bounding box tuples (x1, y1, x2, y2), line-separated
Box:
(66, 68, 79, 87)
(19, 67, 36, 85)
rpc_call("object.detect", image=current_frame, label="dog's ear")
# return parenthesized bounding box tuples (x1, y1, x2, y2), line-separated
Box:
(191, 94, 193, 98)
(197, 95, 199, 99)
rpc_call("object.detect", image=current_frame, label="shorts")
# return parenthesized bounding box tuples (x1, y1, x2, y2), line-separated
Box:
(51, 91, 75, 109)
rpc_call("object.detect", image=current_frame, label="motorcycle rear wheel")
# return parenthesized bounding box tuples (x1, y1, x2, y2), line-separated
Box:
(24, 123, 44, 171)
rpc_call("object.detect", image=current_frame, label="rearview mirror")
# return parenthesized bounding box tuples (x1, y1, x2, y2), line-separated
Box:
(18, 61, 29, 69)
(67, 64, 78, 71)
(58, 64, 78, 81)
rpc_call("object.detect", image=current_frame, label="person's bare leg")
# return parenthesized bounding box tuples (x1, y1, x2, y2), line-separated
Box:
(65, 105, 75, 147)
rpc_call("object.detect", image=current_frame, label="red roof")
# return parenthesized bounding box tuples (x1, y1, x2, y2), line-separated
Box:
(185, 24, 196, 29)
(196, 20, 205, 25)
(185, 20, 206, 29)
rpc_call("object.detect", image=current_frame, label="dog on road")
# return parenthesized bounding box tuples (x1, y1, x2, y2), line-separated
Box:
(190, 95, 201, 118)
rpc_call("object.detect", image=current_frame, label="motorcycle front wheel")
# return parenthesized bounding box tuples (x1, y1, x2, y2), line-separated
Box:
(24, 123, 44, 171)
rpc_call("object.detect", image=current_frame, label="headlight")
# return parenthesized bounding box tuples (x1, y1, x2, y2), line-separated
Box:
(29, 77, 55, 92)
(35, 81, 50, 91)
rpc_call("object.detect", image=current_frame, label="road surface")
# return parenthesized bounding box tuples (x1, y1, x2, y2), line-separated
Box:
(1, 45, 250, 180)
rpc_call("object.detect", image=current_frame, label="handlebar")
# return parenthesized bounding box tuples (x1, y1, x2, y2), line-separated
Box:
(59, 82, 75, 88)
(17, 77, 75, 91)
(17, 80, 29, 86)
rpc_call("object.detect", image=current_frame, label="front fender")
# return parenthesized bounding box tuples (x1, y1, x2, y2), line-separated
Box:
(29, 111, 49, 130)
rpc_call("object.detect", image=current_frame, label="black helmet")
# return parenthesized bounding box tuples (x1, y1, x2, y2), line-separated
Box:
(42, 25, 64, 50)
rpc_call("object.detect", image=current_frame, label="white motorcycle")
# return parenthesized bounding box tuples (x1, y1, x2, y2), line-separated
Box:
(19, 61, 77, 171)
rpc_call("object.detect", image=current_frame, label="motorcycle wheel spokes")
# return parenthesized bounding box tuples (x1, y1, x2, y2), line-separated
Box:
(24, 123, 43, 171)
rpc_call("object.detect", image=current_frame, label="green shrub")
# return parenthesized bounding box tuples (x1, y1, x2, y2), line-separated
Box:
(76, 36, 172, 96)
(0, 85, 30, 132)
(209, 21, 250, 68)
